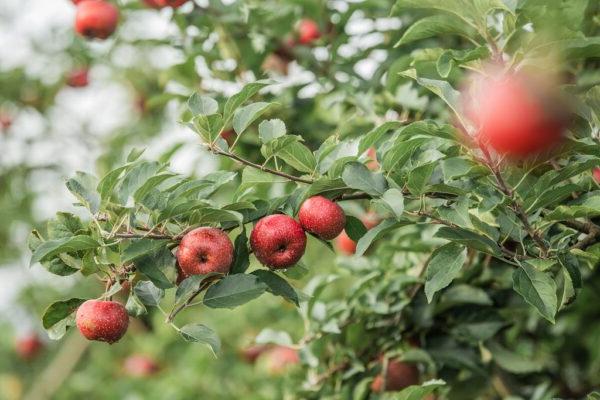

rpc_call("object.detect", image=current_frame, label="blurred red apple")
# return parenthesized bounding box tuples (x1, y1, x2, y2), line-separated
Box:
(123, 354, 160, 377)
(297, 19, 321, 45)
(15, 334, 44, 361)
(371, 358, 419, 393)
(66, 68, 89, 88)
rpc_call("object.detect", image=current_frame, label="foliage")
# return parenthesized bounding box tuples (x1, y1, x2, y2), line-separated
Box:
(2, 0, 600, 399)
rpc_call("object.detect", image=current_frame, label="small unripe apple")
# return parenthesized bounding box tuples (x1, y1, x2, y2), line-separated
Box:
(123, 354, 160, 377)
(297, 19, 321, 45)
(260, 346, 299, 375)
(76, 300, 129, 343)
(366, 147, 379, 170)
(66, 68, 89, 88)
(250, 214, 307, 269)
(75, 0, 119, 40)
(299, 196, 346, 240)
(593, 167, 600, 184)
(15, 334, 44, 361)
(176, 227, 234, 279)
(371, 358, 419, 393)
(464, 70, 568, 157)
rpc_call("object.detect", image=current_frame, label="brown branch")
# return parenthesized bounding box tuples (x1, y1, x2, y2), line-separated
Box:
(480, 149, 548, 257)
(571, 225, 600, 250)
(212, 148, 314, 184)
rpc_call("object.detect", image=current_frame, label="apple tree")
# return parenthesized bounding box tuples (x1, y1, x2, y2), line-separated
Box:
(15, 0, 600, 398)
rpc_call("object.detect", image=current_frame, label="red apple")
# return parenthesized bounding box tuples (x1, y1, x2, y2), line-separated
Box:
(261, 346, 300, 375)
(76, 300, 129, 343)
(176, 227, 234, 279)
(0, 113, 12, 131)
(335, 212, 380, 255)
(371, 358, 419, 393)
(240, 344, 270, 364)
(220, 129, 236, 146)
(297, 19, 321, 45)
(75, 0, 119, 40)
(593, 167, 600, 184)
(123, 354, 160, 377)
(298, 196, 346, 240)
(464, 70, 568, 158)
(66, 68, 89, 87)
(15, 334, 44, 361)
(145, 0, 189, 8)
(335, 230, 356, 255)
(250, 214, 307, 269)
(142, 0, 162, 7)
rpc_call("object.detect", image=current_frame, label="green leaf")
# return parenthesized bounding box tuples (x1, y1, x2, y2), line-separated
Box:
(377, 188, 405, 219)
(278, 141, 317, 173)
(125, 292, 147, 317)
(122, 239, 169, 264)
(558, 253, 582, 289)
(193, 113, 224, 143)
(179, 323, 221, 355)
(117, 161, 161, 205)
(401, 69, 463, 126)
(258, 119, 286, 143)
(342, 162, 388, 197)
(223, 80, 270, 122)
(513, 263, 558, 323)
(204, 274, 268, 309)
(135, 247, 175, 289)
(345, 216, 367, 242)
(188, 93, 219, 116)
(66, 171, 101, 214)
(487, 341, 544, 374)
(133, 281, 165, 307)
(231, 230, 250, 274)
(42, 298, 86, 340)
(255, 328, 293, 346)
(47, 212, 84, 240)
(233, 102, 272, 135)
(396, 15, 478, 47)
(252, 270, 299, 306)
(97, 164, 130, 202)
(425, 243, 467, 303)
(435, 227, 502, 256)
(392, 0, 511, 26)
(358, 121, 404, 154)
(407, 163, 436, 195)
(30, 235, 99, 266)
(393, 379, 446, 400)
(355, 220, 404, 256)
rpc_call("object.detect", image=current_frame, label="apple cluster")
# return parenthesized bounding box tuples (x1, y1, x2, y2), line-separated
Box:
(74, 196, 349, 343)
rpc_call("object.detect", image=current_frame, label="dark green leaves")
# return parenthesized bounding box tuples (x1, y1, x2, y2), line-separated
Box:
(204, 274, 267, 308)
(252, 270, 299, 306)
(42, 298, 86, 340)
(122, 239, 169, 264)
(513, 263, 558, 323)
(425, 243, 467, 302)
(134, 281, 165, 307)
(341, 162, 387, 196)
(30, 235, 99, 266)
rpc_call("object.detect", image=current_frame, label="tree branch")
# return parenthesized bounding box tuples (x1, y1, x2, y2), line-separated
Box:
(212, 148, 314, 184)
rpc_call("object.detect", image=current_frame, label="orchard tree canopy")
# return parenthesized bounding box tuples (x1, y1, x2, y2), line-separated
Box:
(3, 0, 600, 399)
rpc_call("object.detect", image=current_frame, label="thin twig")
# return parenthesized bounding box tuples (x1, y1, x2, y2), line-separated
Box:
(212, 148, 314, 184)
